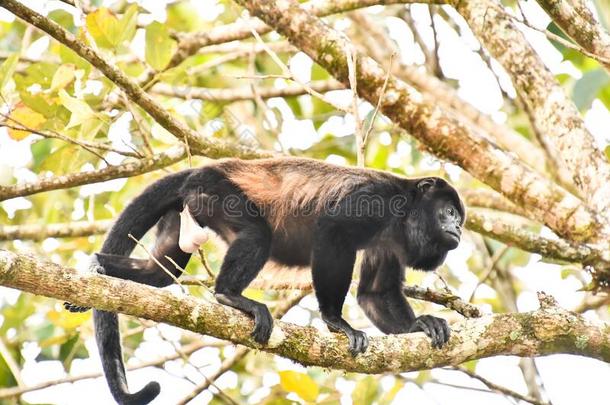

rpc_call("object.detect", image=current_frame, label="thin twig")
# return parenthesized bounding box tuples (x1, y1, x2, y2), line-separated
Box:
(362, 53, 394, 147)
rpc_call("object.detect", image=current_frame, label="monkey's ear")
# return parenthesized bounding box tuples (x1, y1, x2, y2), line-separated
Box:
(416, 178, 436, 193)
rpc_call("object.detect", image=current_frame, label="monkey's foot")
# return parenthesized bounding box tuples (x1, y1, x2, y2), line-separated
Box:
(408, 315, 450, 348)
(63, 302, 91, 312)
(322, 314, 369, 355)
(64, 254, 106, 313)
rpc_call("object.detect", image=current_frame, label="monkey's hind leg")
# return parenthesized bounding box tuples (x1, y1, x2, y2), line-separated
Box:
(214, 223, 273, 344)
(65, 210, 192, 312)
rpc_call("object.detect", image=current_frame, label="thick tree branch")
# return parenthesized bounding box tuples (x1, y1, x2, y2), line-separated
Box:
(536, 0, 610, 71)
(453, 0, 610, 220)
(0, 220, 112, 241)
(1, 250, 610, 372)
(348, 10, 551, 179)
(1, 0, 269, 161)
(234, 0, 602, 245)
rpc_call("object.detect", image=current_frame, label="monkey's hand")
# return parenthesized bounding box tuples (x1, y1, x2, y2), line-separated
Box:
(64, 254, 104, 313)
(408, 315, 450, 348)
(322, 314, 369, 355)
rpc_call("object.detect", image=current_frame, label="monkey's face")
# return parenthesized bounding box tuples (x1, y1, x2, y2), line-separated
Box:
(434, 199, 463, 250)
(402, 178, 465, 271)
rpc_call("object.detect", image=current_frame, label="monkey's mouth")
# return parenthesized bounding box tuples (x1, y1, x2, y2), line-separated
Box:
(444, 229, 461, 242)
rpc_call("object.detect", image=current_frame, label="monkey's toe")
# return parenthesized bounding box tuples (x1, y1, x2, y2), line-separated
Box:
(63, 302, 91, 313)
(409, 315, 450, 348)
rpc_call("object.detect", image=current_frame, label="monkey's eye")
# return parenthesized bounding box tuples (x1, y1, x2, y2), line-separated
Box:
(446, 207, 455, 217)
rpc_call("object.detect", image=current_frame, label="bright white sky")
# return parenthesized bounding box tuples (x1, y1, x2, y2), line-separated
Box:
(1, 0, 610, 404)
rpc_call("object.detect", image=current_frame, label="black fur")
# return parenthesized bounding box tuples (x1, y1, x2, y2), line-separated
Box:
(66, 158, 464, 404)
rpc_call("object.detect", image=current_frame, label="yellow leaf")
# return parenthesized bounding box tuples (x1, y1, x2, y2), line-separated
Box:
(59, 89, 95, 128)
(7, 105, 45, 140)
(279, 371, 319, 402)
(51, 64, 76, 92)
(86, 8, 119, 48)
(47, 309, 91, 330)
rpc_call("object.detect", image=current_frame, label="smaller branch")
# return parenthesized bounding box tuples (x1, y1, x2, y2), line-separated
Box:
(403, 285, 482, 318)
(0, 146, 187, 202)
(152, 80, 344, 102)
(0, 220, 112, 241)
(362, 53, 394, 153)
(347, 49, 365, 167)
(428, 6, 444, 79)
(181, 275, 480, 318)
(466, 208, 609, 267)
(460, 188, 527, 217)
(453, 367, 549, 405)
(573, 294, 610, 313)
(249, 28, 350, 113)
(127, 234, 186, 293)
(0, 340, 209, 399)
(0, 120, 142, 161)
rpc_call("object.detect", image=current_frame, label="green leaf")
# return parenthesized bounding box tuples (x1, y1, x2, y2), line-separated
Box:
(59, 89, 95, 128)
(378, 380, 404, 405)
(279, 370, 319, 402)
(116, 4, 138, 44)
(352, 376, 379, 405)
(167, 1, 202, 32)
(145, 21, 177, 70)
(0, 53, 18, 95)
(573, 68, 610, 110)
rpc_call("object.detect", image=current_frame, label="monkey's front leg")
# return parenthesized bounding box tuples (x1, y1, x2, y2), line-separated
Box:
(312, 236, 368, 355)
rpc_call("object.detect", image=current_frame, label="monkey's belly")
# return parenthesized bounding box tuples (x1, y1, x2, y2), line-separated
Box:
(269, 231, 312, 266)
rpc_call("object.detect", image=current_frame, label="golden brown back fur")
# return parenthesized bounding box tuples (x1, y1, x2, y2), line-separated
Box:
(215, 158, 393, 229)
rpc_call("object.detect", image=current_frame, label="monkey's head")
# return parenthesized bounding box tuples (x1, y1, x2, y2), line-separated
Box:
(403, 177, 465, 270)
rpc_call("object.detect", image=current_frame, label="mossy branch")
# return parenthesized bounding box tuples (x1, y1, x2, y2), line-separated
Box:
(1, 250, 610, 371)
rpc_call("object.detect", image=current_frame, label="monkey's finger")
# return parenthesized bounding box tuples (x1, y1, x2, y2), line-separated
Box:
(416, 319, 436, 345)
(432, 320, 446, 348)
(440, 321, 451, 346)
(358, 333, 369, 353)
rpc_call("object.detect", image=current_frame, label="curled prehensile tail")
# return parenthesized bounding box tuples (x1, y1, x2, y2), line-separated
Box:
(93, 170, 192, 404)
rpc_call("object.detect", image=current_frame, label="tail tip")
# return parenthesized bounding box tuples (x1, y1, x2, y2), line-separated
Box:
(120, 381, 160, 405)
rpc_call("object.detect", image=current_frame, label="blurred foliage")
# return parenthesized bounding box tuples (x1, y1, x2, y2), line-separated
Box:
(0, 0, 608, 404)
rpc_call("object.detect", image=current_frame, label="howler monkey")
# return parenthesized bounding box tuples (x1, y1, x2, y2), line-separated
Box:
(66, 157, 464, 405)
